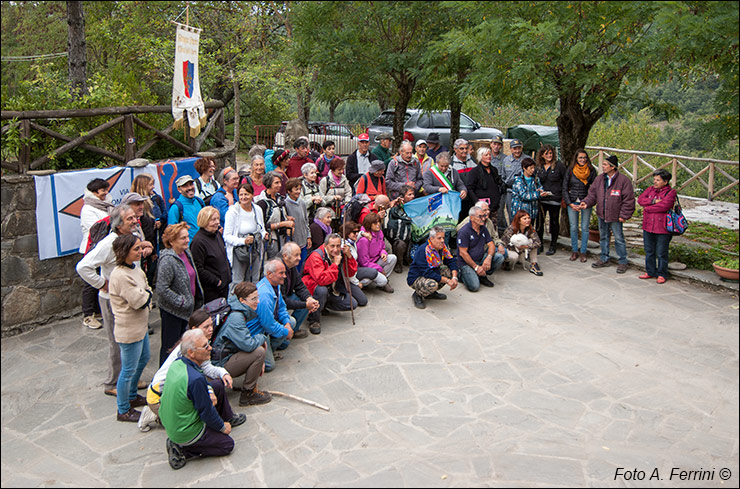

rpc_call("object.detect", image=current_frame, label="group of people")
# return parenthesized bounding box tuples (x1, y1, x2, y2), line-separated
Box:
(74, 131, 679, 468)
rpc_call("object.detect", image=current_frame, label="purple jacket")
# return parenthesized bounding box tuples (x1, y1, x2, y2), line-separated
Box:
(356, 230, 386, 272)
(638, 185, 677, 234)
(582, 170, 635, 223)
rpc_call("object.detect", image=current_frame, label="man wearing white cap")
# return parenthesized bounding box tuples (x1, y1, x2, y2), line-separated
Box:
(346, 133, 373, 188)
(167, 175, 205, 241)
(415, 139, 433, 175)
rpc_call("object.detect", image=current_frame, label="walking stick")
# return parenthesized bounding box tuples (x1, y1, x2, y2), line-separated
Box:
(266, 390, 330, 411)
(341, 203, 356, 325)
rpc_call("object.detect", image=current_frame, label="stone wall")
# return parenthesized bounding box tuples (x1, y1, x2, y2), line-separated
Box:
(1, 175, 85, 337)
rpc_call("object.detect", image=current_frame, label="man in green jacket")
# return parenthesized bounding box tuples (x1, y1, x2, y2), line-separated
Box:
(159, 329, 235, 469)
(371, 132, 394, 167)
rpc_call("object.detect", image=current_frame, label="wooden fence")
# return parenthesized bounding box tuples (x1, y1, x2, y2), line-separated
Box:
(1, 101, 226, 173)
(585, 146, 738, 201)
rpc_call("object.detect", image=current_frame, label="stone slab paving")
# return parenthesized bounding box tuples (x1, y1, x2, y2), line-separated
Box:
(2, 252, 738, 488)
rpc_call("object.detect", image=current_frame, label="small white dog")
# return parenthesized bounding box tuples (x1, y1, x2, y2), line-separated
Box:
(509, 233, 532, 260)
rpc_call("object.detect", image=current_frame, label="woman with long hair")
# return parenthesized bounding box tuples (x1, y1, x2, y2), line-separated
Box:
(562, 149, 597, 262)
(501, 209, 543, 276)
(535, 144, 566, 255)
(131, 174, 166, 286)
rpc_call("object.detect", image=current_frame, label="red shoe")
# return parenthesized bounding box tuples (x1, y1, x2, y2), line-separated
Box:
(656, 276, 666, 284)
(638, 273, 653, 279)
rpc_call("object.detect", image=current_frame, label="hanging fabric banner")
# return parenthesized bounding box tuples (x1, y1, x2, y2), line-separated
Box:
(172, 23, 206, 138)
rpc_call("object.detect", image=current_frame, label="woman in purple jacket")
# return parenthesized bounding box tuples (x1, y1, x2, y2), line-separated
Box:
(356, 213, 396, 293)
(637, 169, 677, 284)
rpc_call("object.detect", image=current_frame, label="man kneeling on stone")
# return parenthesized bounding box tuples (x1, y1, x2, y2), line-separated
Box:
(279, 242, 320, 335)
(160, 329, 235, 470)
(250, 260, 295, 371)
(457, 205, 502, 291)
(407, 226, 459, 309)
(302, 233, 364, 334)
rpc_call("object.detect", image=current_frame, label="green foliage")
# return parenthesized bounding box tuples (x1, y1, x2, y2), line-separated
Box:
(666, 243, 725, 271)
(714, 258, 739, 270)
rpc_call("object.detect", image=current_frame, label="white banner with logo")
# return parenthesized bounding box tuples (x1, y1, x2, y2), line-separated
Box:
(172, 23, 206, 137)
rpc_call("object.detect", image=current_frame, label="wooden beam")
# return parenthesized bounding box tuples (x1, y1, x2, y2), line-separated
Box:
(193, 108, 222, 153)
(29, 121, 125, 162)
(20, 119, 30, 174)
(123, 115, 136, 162)
(1, 101, 224, 121)
(135, 123, 175, 158)
(29, 116, 124, 169)
(712, 180, 739, 200)
(1, 160, 20, 172)
(132, 116, 192, 154)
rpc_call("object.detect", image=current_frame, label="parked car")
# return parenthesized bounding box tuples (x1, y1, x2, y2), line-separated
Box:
(274, 121, 357, 156)
(366, 109, 504, 149)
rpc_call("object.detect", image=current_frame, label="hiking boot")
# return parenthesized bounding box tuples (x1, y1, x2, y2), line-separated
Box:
(579, 252, 588, 263)
(591, 259, 610, 268)
(529, 263, 543, 276)
(83, 316, 102, 329)
(292, 328, 308, 339)
(616, 263, 628, 274)
(412, 292, 426, 309)
(309, 322, 321, 334)
(393, 262, 403, 274)
(228, 413, 247, 428)
(379, 283, 394, 293)
(138, 405, 158, 432)
(130, 394, 147, 408)
(166, 438, 187, 470)
(427, 291, 447, 300)
(117, 408, 141, 423)
(479, 276, 494, 288)
(546, 247, 556, 256)
(569, 252, 578, 261)
(239, 387, 272, 406)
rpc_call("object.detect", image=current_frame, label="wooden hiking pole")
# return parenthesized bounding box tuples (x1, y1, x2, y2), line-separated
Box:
(341, 207, 356, 325)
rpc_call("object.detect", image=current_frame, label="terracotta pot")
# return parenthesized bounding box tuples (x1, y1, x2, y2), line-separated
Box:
(588, 229, 600, 243)
(713, 264, 739, 281)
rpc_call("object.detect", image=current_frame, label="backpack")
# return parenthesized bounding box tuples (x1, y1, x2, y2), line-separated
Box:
(385, 205, 412, 242)
(193, 178, 218, 206)
(202, 297, 231, 340)
(85, 216, 112, 254)
(342, 193, 371, 224)
(169, 196, 206, 223)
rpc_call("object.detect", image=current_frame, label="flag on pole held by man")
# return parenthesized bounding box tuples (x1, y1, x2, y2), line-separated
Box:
(403, 191, 461, 242)
(172, 23, 206, 137)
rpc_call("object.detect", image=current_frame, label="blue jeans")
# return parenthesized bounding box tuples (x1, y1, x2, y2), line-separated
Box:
(567, 206, 592, 253)
(643, 231, 672, 279)
(459, 252, 504, 292)
(116, 334, 150, 414)
(297, 246, 309, 275)
(264, 316, 296, 372)
(288, 293, 310, 331)
(598, 218, 628, 264)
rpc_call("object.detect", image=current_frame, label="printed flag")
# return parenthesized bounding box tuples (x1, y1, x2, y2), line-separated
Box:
(403, 191, 461, 242)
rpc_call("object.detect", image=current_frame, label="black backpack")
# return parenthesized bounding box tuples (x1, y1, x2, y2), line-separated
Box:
(342, 193, 370, 224)
(193, 178, 219, 206)
(202, 297, 231, 339)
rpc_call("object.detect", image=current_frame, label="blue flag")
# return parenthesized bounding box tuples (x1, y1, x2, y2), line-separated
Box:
(403, 191, 461, 241)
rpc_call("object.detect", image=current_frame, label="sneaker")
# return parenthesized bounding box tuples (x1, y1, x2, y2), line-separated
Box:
(104, 387, 117, 397)
(616, 263, 628, 274)
(379, 283, 394, 293)
(138, 405, 158, 432)
(166, 438, 187, 470)
(117, 408, 141, 423)
(638, 273, 654, 279)
(83, 316, 102, 329)
(569, 252, 578, 261)
(130, 394, 147, 408)
(239, 387, 272, 406)
(427, 291, 447, 300)
(656, 276, 667, 284)
(412, 292, 426, 309)
(228, 413, 247, 428)
(292, 328, 308, 339)
(529, 263, 543, 276)
(479, 276, 494, 288)
(591, 259, 610, 268)
(309, 322, 321, 335)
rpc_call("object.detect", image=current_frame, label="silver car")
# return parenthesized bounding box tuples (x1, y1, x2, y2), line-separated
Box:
(366, 109, 503, 148)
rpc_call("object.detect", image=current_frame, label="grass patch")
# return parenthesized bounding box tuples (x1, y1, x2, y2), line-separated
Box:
(682, 221, 739, 254)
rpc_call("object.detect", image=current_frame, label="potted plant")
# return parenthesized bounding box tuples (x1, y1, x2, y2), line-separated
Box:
(712, 258, 739, 281)
(588, 212, 600, 243)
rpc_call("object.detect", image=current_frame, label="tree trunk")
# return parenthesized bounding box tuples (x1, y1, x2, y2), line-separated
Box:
(66, 1, 88, 100)
(449, 96, 461, 147)
(556, 92, 596, 173)
(328, 99, 339, 122)
(231, 70, 240, 152)
(392, 73, 416, 153)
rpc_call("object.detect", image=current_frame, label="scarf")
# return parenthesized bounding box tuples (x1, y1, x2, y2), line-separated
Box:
(314, 218, 331, 235)
(83, 193, 115, 212)
(573, 163, 591, 185)
(425, 239, 452, 268)
(331, 171, 343, 186)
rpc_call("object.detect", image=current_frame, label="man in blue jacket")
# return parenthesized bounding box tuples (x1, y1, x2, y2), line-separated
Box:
(407, 226, 459, 310)
(248, 260, 295, 370)
(168, 175, 205, 241)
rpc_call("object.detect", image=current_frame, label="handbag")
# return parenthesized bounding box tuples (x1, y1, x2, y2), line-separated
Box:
(233, 244, 252, 263)
(665, 196, 689, 235)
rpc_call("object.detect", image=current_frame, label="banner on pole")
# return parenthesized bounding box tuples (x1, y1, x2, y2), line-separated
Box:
(172, 23, 206, 138)
(34, 158, 199, 261)
(403, 191, 461, 242)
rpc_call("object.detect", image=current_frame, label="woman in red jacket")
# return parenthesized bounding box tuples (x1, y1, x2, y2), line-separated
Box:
(637, 169, 677, 284)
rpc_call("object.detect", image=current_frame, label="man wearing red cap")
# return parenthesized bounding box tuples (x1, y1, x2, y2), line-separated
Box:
(346, 133, 373, 188)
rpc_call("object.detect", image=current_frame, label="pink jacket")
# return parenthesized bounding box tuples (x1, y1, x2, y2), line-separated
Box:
(638, 185, 677, 234)
(356, 230, 386, 272)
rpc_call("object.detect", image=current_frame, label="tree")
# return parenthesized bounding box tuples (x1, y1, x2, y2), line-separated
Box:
(66, 1, 88, 99)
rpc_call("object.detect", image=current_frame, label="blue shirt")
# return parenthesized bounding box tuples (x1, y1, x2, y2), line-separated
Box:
(210, 188, 239, 228)
(167, 195, 204, 241)
(456, 221, 492, 267)
(247, 277, 291, 338)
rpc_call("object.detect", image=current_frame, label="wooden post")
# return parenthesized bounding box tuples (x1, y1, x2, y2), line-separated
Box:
(708, 162, 715, 200)
(19, 119, 31, 174)
(632, 153, 638, 187)
(123, 114, 136, 162)
(671, 158, 677, 188)
(597, 150, 604, 171)
(231, 70, 240, 152)
(216, 107, 225, 145)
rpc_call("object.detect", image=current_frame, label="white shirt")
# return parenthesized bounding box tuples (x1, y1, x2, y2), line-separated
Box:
(223, 203, 267, 265)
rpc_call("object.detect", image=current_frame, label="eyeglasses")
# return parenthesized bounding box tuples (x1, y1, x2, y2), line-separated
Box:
(193, 341, 211, 351)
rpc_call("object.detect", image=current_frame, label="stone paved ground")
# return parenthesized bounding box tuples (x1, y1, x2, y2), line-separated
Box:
(2, 251, 738, 488)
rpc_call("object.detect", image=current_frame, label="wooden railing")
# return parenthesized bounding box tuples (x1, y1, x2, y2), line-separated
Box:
(586, 146, 739, 201)
(1, 101, 225, 173)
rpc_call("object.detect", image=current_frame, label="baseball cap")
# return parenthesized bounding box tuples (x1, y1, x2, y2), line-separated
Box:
(510, 139, 523, 148)
(175, 175, 195, 187)
(415, 139, 427, 147)
(492, 135, 503, 144)
(358, 133, 370, 142)
(121, 192, 148, 205)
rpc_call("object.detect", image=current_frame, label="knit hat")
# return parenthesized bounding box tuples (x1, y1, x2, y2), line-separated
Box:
(606, 155, 619, 167)
(369, 160, 385, 173)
